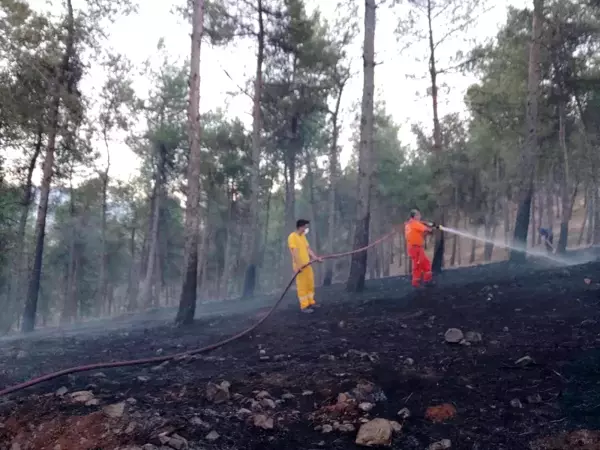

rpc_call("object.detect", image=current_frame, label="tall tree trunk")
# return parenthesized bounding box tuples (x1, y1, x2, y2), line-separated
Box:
(6, 130, 42, 330)
(281, 159, 297, 283)
(510, 0, 543, 262)
(126, 224, 138, 311)
(305, 150, 321, 284)
(323, 78, 346, 286)
(98, 144, 110, 315)
(450, 189, 459, 266)
(469, 226, 478, 264)
(530, 186, 536, 247)
(138, 184, 161, 307)
(545, 177, 554, 231)
(536, 189, 544, 245)
(176, 0, 204, 325)
(557, 96, 576, 254)
(241, 0, 265, 298)
(504, 196, 511, 244)
(346, 0, 375, 293)
(578, 191, 588, 246)
(426, 0, 445, 273)
(61, 172, 78, 324)
(220, 189, 234, 299)
(22, 0, 75, 332)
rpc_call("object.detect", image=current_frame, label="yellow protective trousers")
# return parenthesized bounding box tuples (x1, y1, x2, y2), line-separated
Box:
(296, 265, 316, 310)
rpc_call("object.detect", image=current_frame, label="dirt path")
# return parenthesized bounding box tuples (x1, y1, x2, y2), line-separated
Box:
(1, 260, 600, 449)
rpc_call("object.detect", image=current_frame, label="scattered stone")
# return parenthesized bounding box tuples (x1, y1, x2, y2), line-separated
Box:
(142, 445, 158, 450)
(86, 399, 100, 406)
(253, 414, 274, 430)
(70, 391, 94, 404)
(235, 408, 252, 419)
(260, 398, 276, 409)
(425, 404, 457, 423)
(249, 400, 262, 411)
(273, 354, 286, 361)
(137, 376, 150, 382)
(515, 356, 535, 367)
(10, 443, 21, 450)
(527, 394, 542, 404)
(205, 431, 220, 441)
(206, 381, 230, 404)
(302, 390, 314, 396)
(335, 423, 356, 432)
(390, 421, 403, 433)
(320, 354, 336, 361)
(465, 331, 483, 343)
(359, 402, 374, 412)
(190, 417, 211, 429)
(126, 397, 137, 405)
(15, 350, 27, 359)
(404, 358, 414, 366)
(259, 356, 271, 361)
(444, 328, 464, 344)
(459, 340, 471, 347)
(428, 439, 452, 450)
(580, 319, 597, 326)
(355, 418, 393, 447)
(281, 393, 295, 400)
(125, 422, 137, 434)
(503, 327, 509, 332)
(531, 429, 600, 450)
(351, 381, 387, 403)
(397, 407, 411, 419)
(55, 386, 68, 396)
(322, 424, 333, 433)
(92, 372, 107, 378)
(510, 398, 523, 409)
(103, 402, 126, 419)
(259, 349, 267, 356)
(584, 278, 592, 285)
(166, 434, 188, 450)
(256, 390, 271, 399)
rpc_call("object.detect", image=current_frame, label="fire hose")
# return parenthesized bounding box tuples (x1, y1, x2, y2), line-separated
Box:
(0, 229, 398, 397)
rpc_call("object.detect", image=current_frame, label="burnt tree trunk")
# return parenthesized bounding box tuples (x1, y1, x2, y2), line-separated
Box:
(176, 0, 204, 325)
(241, 0, 265, 298)
(323, 77, 346, 286)
(22, 0, 75, 332)
(5, 129, 42, 330)
(346, 0, 375, 293)
(510, 0, 543, 263)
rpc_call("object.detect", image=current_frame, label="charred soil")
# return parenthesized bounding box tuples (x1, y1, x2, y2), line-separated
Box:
(1, 260, 600, 449)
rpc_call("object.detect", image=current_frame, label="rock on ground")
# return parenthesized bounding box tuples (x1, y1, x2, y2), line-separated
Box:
(355, 418, 393, 447)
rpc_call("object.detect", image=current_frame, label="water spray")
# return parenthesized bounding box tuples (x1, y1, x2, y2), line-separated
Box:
(437, 225, 571, 265)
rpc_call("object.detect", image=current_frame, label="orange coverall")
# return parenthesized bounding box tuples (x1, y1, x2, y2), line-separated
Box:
(404, 218, 432, 287)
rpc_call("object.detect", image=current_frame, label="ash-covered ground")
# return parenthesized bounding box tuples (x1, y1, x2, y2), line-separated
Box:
(2, 251, 600, 450)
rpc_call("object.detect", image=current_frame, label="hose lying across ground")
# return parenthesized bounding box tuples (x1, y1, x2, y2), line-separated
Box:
(0, 229, 398, 397)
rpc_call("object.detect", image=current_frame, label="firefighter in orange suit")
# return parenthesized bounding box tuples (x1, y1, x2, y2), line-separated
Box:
(288, 219, 323, 313)
(404, 209, 436, 288)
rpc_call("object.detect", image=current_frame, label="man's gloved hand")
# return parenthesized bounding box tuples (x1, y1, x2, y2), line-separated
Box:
(422, 220, 438, 229)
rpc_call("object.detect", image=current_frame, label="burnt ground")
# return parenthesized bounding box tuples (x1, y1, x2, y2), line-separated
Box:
(1, 254, 600, 450)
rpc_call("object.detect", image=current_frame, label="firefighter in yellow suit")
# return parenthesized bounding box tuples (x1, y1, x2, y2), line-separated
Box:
(288, 219, 322, 313)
